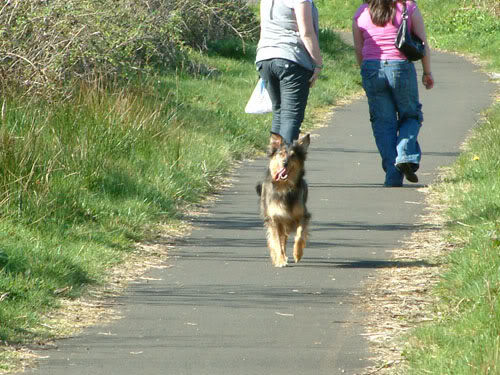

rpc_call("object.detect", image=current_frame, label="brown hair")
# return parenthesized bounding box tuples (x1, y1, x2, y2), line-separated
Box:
(364, 0, 398, 27)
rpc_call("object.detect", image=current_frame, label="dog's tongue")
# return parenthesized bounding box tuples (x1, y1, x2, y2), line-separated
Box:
(275, 167, 288, 181)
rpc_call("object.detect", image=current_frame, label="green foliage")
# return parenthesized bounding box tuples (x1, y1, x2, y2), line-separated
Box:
(4, 3, 498, 375)
(0, 0, 261, 346)
(208, 38, 256, 61)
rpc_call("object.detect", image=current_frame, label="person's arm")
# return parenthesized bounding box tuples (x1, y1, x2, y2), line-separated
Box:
(352, 20, 364, 67)
(411, 7, 434, 89)
(295, 1, 322, 87)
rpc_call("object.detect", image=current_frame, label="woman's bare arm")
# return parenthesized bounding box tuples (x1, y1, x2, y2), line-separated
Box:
(296, 2, 323, 87)
(411, 7, 434, 89)
(352, 20, 364, 67)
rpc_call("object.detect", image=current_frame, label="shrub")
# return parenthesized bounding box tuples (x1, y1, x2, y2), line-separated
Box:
(0, 0, 258, 97)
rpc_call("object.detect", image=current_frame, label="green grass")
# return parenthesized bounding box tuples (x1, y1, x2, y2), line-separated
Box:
(0, 69, 263, 343)
(315, 0, 359, 30)
(0, 7, 360, 366)
(419, 0, 500, 70)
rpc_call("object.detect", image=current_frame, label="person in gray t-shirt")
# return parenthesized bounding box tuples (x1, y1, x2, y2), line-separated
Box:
(256, 0, 323, 144)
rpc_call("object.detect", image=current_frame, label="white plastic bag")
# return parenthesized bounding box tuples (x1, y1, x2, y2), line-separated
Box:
(245, 78, 272, 114)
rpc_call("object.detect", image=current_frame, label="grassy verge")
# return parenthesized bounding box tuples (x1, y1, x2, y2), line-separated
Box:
(404, 103, 500, 374)
(0, 3, 360, 372)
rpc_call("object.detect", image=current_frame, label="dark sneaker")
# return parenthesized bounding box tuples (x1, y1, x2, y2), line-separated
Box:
(396, 163, 418, 183)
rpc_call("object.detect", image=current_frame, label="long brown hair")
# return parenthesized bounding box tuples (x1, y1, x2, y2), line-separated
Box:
(364, 0, 398, 27)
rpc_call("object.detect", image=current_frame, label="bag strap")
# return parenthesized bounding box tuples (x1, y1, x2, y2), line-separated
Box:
(401, 0, 408, 20)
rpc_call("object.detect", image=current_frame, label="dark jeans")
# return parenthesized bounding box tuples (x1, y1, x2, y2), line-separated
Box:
(257, 59, 313, 144)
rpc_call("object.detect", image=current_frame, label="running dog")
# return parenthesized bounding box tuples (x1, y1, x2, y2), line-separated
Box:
(256, 133, 311, 267)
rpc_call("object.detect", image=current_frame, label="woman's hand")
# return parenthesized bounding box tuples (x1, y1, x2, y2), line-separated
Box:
(422, 72, 434, 89)
(310, 67, 321, 87)
(412, 8, 434, 90)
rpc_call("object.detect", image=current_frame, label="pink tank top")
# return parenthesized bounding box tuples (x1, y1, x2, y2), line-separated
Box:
(354, 2, 418, 60)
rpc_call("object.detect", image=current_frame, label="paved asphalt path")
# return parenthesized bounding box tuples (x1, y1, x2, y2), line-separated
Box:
(30, 36, 495, 375)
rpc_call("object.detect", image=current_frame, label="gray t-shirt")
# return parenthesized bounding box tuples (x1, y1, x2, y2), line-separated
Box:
(256, 0, 319, 71)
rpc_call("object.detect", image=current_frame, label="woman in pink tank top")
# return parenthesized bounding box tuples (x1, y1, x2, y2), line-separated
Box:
(352, 0, 434, 187)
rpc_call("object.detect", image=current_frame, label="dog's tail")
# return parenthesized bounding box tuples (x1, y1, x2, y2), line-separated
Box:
(256, 183, 262, 197)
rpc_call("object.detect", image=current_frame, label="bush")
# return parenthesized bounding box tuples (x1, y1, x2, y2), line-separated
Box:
(0, 0, 258, 97)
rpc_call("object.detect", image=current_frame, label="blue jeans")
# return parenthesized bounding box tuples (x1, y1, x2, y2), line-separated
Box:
(361, 60, 423, 186)
(257, 59, 313, 144)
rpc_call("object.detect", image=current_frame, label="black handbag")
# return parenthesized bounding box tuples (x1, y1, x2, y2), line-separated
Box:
(395, 1, 426, 61)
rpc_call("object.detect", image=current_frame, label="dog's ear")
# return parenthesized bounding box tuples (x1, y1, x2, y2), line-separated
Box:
(297, 134, 310, 152)
(269, 133, 283, 153)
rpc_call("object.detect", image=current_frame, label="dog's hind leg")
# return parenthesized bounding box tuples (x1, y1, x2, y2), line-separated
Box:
(293, 219, 309, 263)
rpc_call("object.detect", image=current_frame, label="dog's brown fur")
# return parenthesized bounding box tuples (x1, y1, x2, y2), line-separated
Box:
(256, 133, 311, 267)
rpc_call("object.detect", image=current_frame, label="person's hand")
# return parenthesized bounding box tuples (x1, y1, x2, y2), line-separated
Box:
(309, 67, 321, 87)
(422, 72, 434, 89)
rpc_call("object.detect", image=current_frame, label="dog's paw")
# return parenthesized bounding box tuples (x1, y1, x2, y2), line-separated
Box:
(293, 238, 305, 263)
(273, 256, 288, 268)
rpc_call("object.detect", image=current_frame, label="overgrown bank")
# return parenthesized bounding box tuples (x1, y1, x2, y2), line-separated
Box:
(0, 0, 361, 372)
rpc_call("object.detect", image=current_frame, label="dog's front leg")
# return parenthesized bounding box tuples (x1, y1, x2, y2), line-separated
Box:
(276, 224, 288, 267)
(267, 222, 288, 267)
(266, 223, 281, 267)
